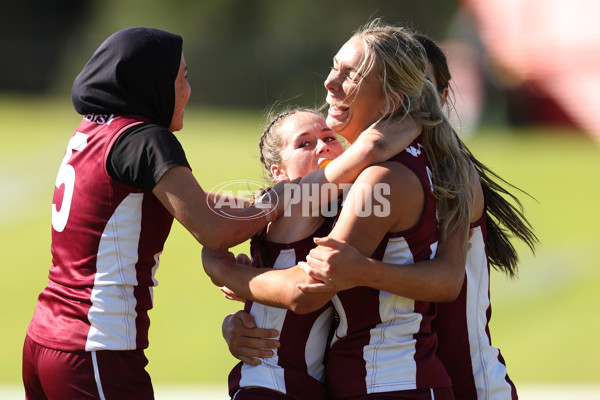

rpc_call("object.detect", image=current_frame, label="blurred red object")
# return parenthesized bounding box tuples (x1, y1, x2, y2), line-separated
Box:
(463, 0, 600, 141)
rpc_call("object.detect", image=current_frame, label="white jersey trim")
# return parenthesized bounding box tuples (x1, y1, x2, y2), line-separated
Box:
(466, 226, 513, 399)
(305, 307, 333, 381)
(86, 193, 144, 351)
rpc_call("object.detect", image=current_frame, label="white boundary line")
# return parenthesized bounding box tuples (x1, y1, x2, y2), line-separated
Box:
(3, 383, 600, 399)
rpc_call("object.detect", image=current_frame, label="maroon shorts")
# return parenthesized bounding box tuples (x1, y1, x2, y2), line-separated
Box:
(232, 387, 293, 399)
(22, 335, 154, 400)
(338, 387, 454, 400)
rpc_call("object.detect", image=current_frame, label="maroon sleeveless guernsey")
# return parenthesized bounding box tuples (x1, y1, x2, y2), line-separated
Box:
(27, 114, 174, 351)
(228, 220, 334, 400)
(433, 211, 518, 400)
(326, 140, 452, 399)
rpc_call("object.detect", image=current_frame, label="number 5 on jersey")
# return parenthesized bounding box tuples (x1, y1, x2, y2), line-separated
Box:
(52, 132, 89, 232)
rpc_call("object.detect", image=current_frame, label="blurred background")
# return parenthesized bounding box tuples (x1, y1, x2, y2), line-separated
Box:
(2, 0, 600, 399)
(2, 0, 599, 139)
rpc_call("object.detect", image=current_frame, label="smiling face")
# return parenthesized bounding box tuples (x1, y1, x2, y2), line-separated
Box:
(168, 53, 191, 132)
(323, 35, 386, 144)
(270, 111, 344, 182)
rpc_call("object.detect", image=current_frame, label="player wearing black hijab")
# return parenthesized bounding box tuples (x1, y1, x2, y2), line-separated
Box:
(22, 27, 281, 399)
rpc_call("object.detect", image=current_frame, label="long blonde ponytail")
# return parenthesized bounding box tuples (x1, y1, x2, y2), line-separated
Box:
(356, 19, 473, 238)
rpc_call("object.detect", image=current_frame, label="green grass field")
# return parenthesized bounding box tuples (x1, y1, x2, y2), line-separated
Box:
(1, 95, 599, 388)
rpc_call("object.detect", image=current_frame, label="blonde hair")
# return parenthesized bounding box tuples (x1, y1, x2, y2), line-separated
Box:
(354, 19, 474, 238)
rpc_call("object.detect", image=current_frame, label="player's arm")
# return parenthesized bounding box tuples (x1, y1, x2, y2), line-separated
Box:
(271, 117, 421, 232)
(299, 227, 468, 302)
(202, 246, 330, 313)
(202, 163, 407, 314)
(295, 117, 421, 204)
(153, 166, 291, 249)
(293, 163, 467, 301)
(205, 191, 252, 210)
(298, 170, 478, 302)
(222, 311, 279, 366)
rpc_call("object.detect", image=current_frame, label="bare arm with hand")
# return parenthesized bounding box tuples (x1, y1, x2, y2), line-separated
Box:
(260, 117, 421, 254)
(298, 227, 469, 301)
(152, 166, 296, 249)
(222, 311, 280, 366)
(296, 163, 469, 303)
(202, 246, 333, 313)
(300, 117, 421, 188)
(298, 171, 483, 300)
(203, 163, 473, 312)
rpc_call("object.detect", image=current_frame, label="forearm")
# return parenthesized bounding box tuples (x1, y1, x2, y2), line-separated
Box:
(366, 257, 465, 302)
(172, 203, 270, 250)
(204, 256, 330, 313)
(205, 206, 271, 249)
(153, 166, 272, 249)
(297, 121, 418, 206)
(313, 117, 420, 187)
(301, 164, 467, 302)
(301, 141, 375, 187)
(362, 225, 468, 301)
(205, 191, 251, 210)
(287, 142, 378, 216)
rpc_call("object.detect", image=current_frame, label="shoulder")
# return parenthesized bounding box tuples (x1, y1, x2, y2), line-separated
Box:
(355, 161, 422, 197)
(109, 122, 189, 189)
(340, 161, 424, 233)
(118, 123, 181, 147)
(114, 122, 188, 165)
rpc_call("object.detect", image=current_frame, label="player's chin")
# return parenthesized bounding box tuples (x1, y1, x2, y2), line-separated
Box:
(326, 114, 349, 134)
(169, 114, 185, 132)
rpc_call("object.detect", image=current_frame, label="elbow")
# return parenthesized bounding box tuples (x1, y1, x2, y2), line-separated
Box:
(199, 231, 230, 250)
(288, 294, 321, 315)
(192, 215, 241, 249)
(289, 302, 311, 315)
(437, 291, 459, 303)
(210, 229, 255, 249)
(289, 303, 315, 315)
(203, 267, 222, 287)
(200, 259, 224, 287)
(436, 277, 465, 303)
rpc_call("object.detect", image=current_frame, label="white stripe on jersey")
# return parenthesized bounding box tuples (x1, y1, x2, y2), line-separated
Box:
(241, 302, 287, 393)
(240, 249, 293, 393)
(363, 236, 437, 393)
(466, 226, 513, 399)
(334, 236, 430, 393)
(305, 307, 333, 382)
(149, 251, 161, 306)
(239, 247, 333, 393)
(86, 193, 144, 351)
(365, 289, 422, 393)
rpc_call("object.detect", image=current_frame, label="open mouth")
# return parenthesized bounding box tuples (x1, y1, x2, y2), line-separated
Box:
(328, 104, 350, 118)
(318, 159, 333, 169)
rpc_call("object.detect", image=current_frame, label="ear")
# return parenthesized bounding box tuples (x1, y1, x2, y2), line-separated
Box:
(440, 88, 449, 106)
(270, 164, 289, 182)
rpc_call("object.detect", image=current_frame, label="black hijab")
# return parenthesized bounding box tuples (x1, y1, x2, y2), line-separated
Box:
(72, 27, 183, 128)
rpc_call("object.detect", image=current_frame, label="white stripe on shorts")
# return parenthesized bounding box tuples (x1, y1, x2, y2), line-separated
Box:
(91, 351, 107, 400)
